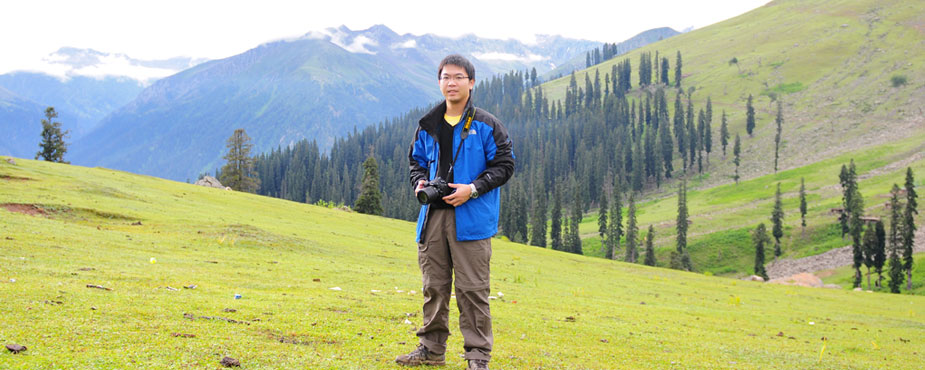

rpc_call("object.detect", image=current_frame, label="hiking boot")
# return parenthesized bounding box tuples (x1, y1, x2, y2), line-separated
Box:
(395, 344, 445, 366)
(467, 359, 489, 370)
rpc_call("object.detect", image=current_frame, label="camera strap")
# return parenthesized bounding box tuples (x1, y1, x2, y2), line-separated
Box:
(446, 107, 475, 181)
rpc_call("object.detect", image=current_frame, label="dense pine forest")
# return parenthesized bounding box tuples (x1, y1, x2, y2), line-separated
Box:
(254, 51, 726, 248)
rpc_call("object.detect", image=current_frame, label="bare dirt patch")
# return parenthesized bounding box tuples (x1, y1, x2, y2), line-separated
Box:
(1, 203, 47, 216)
(0, 175, 32, 182)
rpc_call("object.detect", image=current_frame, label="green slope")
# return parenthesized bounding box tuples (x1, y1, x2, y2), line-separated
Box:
(2, 157, 924, 369)
(534, 0, 925, 276)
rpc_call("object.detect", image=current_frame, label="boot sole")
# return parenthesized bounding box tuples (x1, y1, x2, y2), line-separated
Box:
(395, 359, 446, 366)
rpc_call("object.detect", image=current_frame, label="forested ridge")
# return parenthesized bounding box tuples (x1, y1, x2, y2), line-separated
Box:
(255, 51, 723, 246)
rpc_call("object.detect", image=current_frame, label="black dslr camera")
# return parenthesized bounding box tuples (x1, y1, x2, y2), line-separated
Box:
(417, 177, 452, 205)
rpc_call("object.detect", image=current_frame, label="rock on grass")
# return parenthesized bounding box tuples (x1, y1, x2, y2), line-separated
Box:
(6, 344, 27, 354)
(221, 356, 241, 367)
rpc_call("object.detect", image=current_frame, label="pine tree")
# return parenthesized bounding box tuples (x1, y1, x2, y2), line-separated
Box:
(745, 94, 756, 137)
(219, 128, 260, 193)
(774, 99, 783, 172)
(674, 50, 682, 88)
(659, 116, 674, 179)
(838, 164, 851, 238)
(529, 183, 547, 248)
(902, 167, 917, 290)
(675, 179, 692, 271)
(607, 187, 623, 260)
(704, 103, 713, 166)
(733, 134, 741, 184)
(753, 223, 770, 281)
(862, 221, 877, 290)
(35, 107, 70, 163)
(720, 110, 729, 158)
(771, 183, 784, 258)
(799, 177, 808, 235)
(847, 160, 865, 288)
(874, 220, 886, 289)
(354, 156, 383, 215)
(644, 225, 656, 266)
(888, 184, 905, 293)
(660, 57, 669, 86)
(674, 93, 688, 169)
(569, 182, 584, 255)
(551, 187, 563, 251)
(625, 193, 638, 263)
(598, 187, 609, 253)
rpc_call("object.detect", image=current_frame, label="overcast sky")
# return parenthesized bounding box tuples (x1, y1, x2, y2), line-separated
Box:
(1, 0, 769, 74)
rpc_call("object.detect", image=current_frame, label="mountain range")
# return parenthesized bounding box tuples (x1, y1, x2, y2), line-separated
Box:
(65, 25, 611, 180)
(0, 47, 205, 157)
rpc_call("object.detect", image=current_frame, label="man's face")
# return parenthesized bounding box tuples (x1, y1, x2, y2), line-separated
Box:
(439, 64, 474, 105)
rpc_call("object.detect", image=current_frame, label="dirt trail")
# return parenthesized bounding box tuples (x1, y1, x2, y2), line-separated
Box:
(767, 226, 924, 280)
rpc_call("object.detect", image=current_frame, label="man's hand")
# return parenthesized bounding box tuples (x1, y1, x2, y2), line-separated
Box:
(442, 183, 472, 207)
(415, 180, 426, 193)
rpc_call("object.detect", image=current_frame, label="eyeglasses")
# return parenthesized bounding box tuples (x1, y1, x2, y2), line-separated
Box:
(440, 74, 470, 83)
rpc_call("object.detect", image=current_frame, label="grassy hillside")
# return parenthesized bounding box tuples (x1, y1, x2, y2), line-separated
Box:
(544, 0, 925, 180)
(574, 134, 924, 278)
(2, 157, 924, 369)
(533, 0, 925, 276)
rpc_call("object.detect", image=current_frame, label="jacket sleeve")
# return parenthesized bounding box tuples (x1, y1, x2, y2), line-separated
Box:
(409, 127, 429, 190)
(472, 116, 514, 194)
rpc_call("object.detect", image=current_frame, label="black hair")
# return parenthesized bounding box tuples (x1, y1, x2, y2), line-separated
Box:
(437, 54, 475, 81)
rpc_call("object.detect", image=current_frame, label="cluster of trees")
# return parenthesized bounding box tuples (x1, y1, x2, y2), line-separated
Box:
(751, 166, 918, 293)
(585, 43, 623, 68)
(845, 165, 918, 293)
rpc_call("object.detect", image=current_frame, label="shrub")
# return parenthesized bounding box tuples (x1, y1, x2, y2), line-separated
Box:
(891, 74, 907, 87)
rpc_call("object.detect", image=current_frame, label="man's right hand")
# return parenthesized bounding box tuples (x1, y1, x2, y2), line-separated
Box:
(415, 180, 426, 193)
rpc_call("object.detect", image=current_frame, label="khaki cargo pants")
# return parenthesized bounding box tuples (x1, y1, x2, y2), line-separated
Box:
(416, 208, 492, 361)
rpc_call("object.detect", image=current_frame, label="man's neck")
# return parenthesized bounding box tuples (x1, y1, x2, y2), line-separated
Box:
(446, 98, 468, 117)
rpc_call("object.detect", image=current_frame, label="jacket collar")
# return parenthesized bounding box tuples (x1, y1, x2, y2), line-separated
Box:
(419, 98, 474, 135)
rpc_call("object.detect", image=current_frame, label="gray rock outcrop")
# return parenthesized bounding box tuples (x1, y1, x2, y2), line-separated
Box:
(195, 176, 224, 189)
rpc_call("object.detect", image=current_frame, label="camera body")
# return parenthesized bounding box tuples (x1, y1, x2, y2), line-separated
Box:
(417, 177, 452, 205)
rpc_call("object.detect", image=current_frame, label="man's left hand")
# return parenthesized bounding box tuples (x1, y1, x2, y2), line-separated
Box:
(442, 183, 472, 207)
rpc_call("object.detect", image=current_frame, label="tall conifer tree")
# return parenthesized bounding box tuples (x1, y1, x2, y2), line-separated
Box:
(220, 128, 260, 193)
(771, 183, 784, 258)
(746, 94, 756, 137)
(774, 99, 783, 172)
(753, 223, 770, 280)
(550, 187, 563, 251)
(799, 178, 808, 235)
(675, 180, 692, 271)
(354, 156, 383, 215)
(720, 110, 729, 158)
(35, 107, 70, 163)
(644, 225, 657, 266)
(888, 184, 905, 293)
(607, 187, 623, 260)
(529, 182, 548, 248)
(902, 167, 917, 290)
(733, 134, 741, 184)
(674, 50, 682, 88)
(625, 193, 638, 263)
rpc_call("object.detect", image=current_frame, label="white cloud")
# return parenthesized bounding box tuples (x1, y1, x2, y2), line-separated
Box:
(70, 54, 178, 83)
(393, 39, 417, 49)
(6, 50, 179, 85)
(471, 52, 548, 63)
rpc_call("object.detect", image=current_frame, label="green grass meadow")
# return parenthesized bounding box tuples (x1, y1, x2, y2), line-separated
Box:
(2, 157, 924, 369)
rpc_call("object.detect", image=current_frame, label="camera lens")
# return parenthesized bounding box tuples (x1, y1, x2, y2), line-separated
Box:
(417, 187, 439, 205)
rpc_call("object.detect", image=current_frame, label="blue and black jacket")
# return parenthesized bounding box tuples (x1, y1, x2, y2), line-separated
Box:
(409, 98, 514, 242)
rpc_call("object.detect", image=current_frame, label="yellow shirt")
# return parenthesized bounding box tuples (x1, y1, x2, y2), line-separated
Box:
(444, 114, 462, 126)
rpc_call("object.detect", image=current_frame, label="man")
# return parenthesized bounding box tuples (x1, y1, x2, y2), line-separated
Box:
(397, 54, 514, 370)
